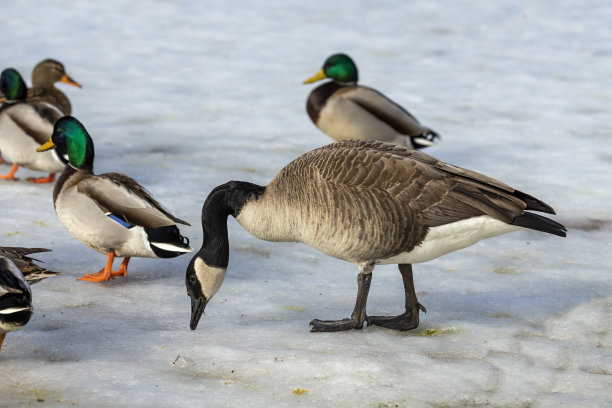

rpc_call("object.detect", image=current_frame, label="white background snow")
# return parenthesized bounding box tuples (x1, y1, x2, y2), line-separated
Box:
(0, 0, 610, 406)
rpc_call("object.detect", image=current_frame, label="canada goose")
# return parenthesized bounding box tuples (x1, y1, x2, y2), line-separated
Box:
(27, 58, 81, 115)
(37, 116, 193, 282)
(186, 140, 566, 332)
(0, 246, 57, 351)
(0, 68, 67, 183)
(304, 53, 439, 148)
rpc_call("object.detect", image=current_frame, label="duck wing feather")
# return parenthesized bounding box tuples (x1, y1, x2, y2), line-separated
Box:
(340, 86, 438, 138)
(0, 247, 58, 285)
(2, 101, 63, 145)
(76, 172, 190, 228)
(27, 87, 72, 115)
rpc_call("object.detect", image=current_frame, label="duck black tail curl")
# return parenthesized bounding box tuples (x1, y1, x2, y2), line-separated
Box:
(145, 225, 193, 258)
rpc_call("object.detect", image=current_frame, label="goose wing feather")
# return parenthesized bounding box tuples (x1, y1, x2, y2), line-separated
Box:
(300, 141, 535, 227)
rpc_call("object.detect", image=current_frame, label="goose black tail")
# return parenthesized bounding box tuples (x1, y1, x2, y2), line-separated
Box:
(511, 212, 567, 237)
(513, 189, 557, 214)
(145, 225, 193, 258)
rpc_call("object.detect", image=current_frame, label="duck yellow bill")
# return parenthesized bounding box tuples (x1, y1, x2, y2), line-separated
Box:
(61, 75, 82, 88)
(303, 69, 327, 84)
(37, 139, 56, 152)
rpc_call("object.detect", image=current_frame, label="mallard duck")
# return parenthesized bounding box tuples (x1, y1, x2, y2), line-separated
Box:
(0, 68, 67, 183)
(186, 140, 566, 332)
(0, 246, 57, 351)
(37, 116, 193, 282)
(304, 53, 439, 148)
(27, 59, 81, 115)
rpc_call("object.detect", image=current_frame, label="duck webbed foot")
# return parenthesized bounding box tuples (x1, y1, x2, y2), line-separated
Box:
(78, 254, 130, 282)
(26, 173, 55, 183)
(368, 264, 425, 331)
(310, 268, 372, 333)
(0, 164, 19, 181)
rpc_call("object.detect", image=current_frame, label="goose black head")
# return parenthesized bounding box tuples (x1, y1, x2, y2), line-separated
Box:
(186, 255, 227, 330)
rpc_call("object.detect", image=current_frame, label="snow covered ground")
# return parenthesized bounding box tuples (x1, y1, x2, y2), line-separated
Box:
(1, 0, 610, 406)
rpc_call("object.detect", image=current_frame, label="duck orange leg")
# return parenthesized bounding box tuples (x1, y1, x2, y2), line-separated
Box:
(114, 257, 130, 277)
(78, 253, 131, 282)
(0, 333, 6, 351)
(26, 173, 55, 183)
(0, 164, 19, 181)
(78, 252, 115, 282)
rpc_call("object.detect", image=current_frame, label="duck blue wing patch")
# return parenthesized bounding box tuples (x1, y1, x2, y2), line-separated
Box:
(106, 213, 134, 229)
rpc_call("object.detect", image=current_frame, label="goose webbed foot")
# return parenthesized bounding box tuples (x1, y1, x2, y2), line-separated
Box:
(310, 317, 366, 332)
(367, 303, 426, 331)
(367, 264, 426, 331)
(310, 269, 373, 333)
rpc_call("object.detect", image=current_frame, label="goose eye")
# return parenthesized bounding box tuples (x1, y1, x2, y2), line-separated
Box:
(189, 275, 197, 285)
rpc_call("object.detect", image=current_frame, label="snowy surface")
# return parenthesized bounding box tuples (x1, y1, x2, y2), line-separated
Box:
(1, 0, 611, 407)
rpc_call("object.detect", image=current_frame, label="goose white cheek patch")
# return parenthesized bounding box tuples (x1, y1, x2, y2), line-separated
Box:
(194, 257, 227, 301)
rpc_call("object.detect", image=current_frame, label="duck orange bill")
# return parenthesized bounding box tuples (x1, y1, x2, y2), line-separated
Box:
(303, 68, 327, 84)
(37, 139, 56, 152)
(0, 94, 5, 103)
(61, 75, 82, 88)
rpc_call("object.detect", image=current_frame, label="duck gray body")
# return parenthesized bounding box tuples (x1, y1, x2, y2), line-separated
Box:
(0, 247, 57, 350)
(307, 82, 439, 148)
(0, 99, 65, 173)
(187, 140, 566, 332)
(53, 166, 190, 258)
(0, 257, 32, 337)
(0, 245, 59, 350)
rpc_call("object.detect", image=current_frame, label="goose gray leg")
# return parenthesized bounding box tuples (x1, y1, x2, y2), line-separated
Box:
(367, 264, 426, 331)
(310, 263, 374, 332)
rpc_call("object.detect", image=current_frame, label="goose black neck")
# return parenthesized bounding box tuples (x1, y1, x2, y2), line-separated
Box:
(198, 181, 265, 268)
